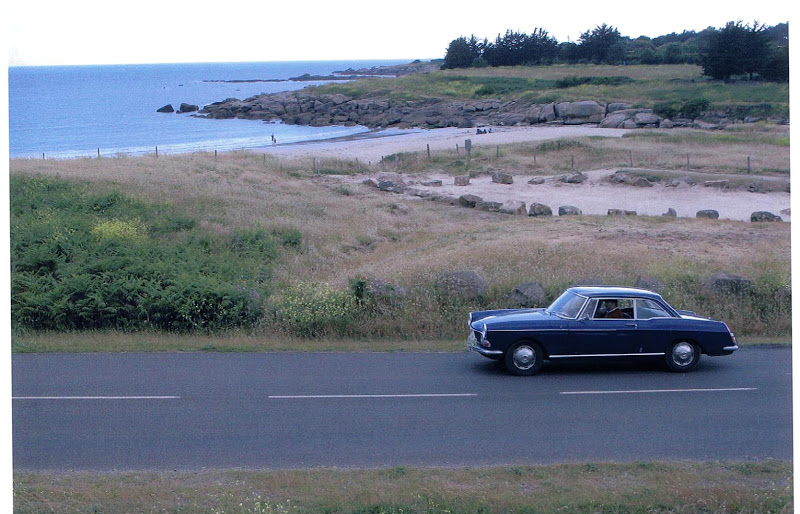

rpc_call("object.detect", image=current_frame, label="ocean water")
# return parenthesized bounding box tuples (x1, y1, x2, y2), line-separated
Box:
(8, 60, 408, 159)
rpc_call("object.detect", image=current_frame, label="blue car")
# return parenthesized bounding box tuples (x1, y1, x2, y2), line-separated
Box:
(468, 286, 738, 375)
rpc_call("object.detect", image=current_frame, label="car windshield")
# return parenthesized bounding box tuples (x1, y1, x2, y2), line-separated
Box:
(547, 291, 587, 319)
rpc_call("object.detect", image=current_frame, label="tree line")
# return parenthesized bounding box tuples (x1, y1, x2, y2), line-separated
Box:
(442, 21, 788, 82)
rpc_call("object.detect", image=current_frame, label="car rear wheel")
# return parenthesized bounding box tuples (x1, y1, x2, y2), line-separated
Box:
(504, 341, 544, 376)
(665, 341, 700, 372)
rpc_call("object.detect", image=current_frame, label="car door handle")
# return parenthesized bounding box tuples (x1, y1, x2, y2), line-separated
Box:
(625, 323, 638, 329)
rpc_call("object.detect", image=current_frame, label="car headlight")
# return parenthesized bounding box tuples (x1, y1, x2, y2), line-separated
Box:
(481, 323, 490, 347)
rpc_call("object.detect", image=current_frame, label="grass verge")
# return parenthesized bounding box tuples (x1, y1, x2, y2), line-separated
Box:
(13, 461, 792, 513)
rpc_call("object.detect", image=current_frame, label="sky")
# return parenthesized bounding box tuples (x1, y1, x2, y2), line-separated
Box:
(6, 0, 791, 66)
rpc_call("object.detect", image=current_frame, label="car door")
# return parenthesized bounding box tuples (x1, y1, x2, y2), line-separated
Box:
(569, 298, 640, 356)
(632, 298, 677, 354)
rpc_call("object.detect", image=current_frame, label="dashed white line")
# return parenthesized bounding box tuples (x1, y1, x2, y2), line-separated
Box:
(560, 387, 757, 395)
(13, 396, 180, 400)
(268, 393, 478, 399)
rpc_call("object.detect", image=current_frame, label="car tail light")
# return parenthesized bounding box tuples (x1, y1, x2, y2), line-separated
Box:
(725, 323, 737, 343)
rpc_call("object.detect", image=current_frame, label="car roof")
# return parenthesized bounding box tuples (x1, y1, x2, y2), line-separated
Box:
(567, 286, 664, 300)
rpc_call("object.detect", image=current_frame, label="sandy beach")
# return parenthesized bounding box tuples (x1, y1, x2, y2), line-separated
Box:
(254, 125, 628, 164)
(251, 125, 790, 223)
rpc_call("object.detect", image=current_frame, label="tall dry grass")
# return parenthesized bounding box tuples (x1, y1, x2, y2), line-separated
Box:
(9, 126, 791, 342)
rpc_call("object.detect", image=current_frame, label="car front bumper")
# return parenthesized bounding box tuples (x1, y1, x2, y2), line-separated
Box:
(467, 332, 503, 358)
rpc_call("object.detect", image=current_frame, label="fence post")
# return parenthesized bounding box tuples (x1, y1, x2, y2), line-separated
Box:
(427, 144, 430, 160)
(628, 150, 633, 167)
(747, 156, 751, 173)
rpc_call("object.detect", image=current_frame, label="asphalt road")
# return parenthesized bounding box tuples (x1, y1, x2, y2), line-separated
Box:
(12, 347, 793, 471)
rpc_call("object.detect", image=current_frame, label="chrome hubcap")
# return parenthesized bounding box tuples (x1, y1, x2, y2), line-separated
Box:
(513, 346, 536, 370)
(672, 342, 695, 366)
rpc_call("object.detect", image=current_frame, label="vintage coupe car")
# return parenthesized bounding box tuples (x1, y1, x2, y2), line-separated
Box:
(467, 286, 738, 375)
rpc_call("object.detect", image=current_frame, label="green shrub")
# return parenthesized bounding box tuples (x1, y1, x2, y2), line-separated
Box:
(273, 282, 358, 337)
(556, 76, 635, 88)
(680, 98, 710, 119)
(10, 175, 282, 332)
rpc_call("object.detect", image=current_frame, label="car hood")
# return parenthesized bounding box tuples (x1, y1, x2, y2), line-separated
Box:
(470, 308, 559, 329)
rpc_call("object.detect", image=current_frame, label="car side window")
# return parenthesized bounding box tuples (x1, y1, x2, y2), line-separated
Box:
(594, 298, 633, 319)
(635, 298, 672, 319)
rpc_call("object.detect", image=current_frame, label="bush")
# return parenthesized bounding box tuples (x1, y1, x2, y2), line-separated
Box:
(273, 282, 358, 337)
(10, 175, 281, 332)
(680, 98, 710, 119)
(555, 76, 635, 88)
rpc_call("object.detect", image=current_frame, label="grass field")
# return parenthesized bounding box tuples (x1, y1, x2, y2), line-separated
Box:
(13, 461, 793, 513)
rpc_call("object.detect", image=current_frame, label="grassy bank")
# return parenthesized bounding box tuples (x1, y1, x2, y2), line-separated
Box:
(313, 64, 789, 117)
(9, 123, 791, 350)
(13, 461, 793, 513)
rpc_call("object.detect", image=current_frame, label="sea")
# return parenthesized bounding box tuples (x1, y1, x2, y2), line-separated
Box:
(8, 60, 410, 159)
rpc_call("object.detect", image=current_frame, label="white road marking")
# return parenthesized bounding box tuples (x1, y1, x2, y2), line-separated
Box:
(13, 396, 180, 400)
(561, 387, 757, 395)
(268, 393, 478, 399)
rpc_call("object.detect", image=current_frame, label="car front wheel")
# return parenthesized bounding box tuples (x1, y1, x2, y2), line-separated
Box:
(665, 341, 700, 372)
(504, 341, 544, 376)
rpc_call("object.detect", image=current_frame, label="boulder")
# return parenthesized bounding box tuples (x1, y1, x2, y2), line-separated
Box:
(696, 210, 720, 219)
(599, 112, 629, 128)
(477, 200, 503, 212)
(662, 208, 677, 217)
(607, 102, 632, 113)
(178, 103, 199, 113)
(607, 209, 637, 216)
(435, 271, 488, 299)
(528, 203, 553, 217)
(454, 175, 470, 186)
(751, 211, 783, 222)
(492, 172, 514, 184)
(511, 281, 547, 307)
(704, 180, 729, 188)
(561, 172, 588, 184)
(528, 177, 545, 185)
(634, 112, 661, 126)
(558, 205, 582, 216)
(157, 104, 175, 113)
(636, 275, 666, 293)
(659, 119, 674, 129)
(701, 272, 752, 297)
(458, 194, 482, 208)
(560, 101, 606, 124)
(499, 200, 527, 215)
(378, 180, 405, 193)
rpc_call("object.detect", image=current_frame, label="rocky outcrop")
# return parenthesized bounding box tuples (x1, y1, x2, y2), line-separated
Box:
(434, 271, 488, 299)
(751, 211, 783, 222)
(696, 210, 720, 219)
(510, 281, 547, 307)
(194, 88, 788, 130)
(701, 272, 752, 297)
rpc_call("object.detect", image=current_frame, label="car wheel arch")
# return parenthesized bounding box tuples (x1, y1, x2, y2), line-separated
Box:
(510, 337, 548, 359)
